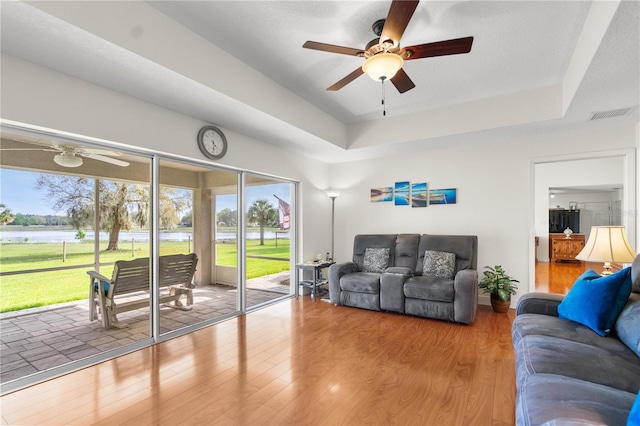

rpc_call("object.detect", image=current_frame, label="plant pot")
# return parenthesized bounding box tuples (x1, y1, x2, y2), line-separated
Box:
(490, 294, 511, 313)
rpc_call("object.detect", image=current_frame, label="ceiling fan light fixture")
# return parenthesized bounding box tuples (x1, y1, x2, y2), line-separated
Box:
(362, 52, 403, 81)
(54, 152, 83, 168)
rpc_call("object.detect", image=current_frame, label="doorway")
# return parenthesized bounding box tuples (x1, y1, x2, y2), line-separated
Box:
(531, 149, 637, 294)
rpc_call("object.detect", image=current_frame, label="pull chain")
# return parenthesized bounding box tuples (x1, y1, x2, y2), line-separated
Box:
(381, 77, 387, 116)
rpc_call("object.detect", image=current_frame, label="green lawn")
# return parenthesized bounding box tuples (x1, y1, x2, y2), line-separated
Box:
(215, 239, 291, 279)
(0, 238, 290, 313)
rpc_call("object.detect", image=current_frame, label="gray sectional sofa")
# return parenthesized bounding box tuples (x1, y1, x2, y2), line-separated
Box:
(512, 254, 640, 425)
(328, 234, 478, 324)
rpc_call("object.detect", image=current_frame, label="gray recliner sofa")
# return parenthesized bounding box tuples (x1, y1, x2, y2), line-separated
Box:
(512, 254, 640, 425)
(328, 234, 478, 324)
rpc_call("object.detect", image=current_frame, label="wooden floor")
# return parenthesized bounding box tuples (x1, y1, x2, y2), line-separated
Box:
(535, 260, 608, 295)
(0, 297, 516, 426)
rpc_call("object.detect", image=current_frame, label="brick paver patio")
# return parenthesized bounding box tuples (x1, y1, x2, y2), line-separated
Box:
(0, 273, 292, 384)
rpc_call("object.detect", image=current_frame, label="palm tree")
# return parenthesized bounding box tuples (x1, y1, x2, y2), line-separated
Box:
(247, 199, 276, 245)
(0, 203, 15, 225)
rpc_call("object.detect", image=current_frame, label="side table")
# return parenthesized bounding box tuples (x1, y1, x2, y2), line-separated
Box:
(295, 261, 335, 299)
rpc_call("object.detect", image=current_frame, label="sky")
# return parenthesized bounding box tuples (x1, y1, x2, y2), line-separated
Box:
(0, 169, 291, 216)
(216, 183, 291, 214)
(0, 169, 55, 215)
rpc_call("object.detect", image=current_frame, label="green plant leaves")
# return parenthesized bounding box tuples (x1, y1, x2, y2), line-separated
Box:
(478, 265, 519, 301)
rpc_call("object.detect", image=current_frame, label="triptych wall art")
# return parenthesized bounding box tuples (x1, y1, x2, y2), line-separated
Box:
(370, 182, 457, 207)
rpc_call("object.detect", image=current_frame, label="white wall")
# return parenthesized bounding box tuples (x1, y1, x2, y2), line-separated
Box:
(2, 53, 638, 307)
(0, 54, 333, 263)
(549, 191, 620, 211)
(330, 125, 638, 306)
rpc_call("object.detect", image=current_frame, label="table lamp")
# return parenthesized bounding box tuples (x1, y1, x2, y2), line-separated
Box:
(575, 226, 637, 275)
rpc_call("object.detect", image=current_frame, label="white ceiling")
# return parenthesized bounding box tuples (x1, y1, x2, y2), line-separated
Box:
(151, 0, 589, 122)
(1, 1, 638, 163)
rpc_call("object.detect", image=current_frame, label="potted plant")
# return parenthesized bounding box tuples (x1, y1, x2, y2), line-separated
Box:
(478, 265, 519, 313)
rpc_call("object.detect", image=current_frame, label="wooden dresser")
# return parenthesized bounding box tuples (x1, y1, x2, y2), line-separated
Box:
(549, 233, 585, 262)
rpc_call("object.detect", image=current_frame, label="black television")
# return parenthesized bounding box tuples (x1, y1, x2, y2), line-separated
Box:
(549, 209, 580, 233)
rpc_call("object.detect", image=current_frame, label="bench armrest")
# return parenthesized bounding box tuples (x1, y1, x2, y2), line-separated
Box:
(516, 292, 564, 317)
(87, 270, 111, 283)
(329, 262, 358, 304)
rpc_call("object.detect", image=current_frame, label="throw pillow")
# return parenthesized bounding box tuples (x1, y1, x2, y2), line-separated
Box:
(363, 247, 390, 273)
(558, 267, 632, 337)
(628, 391, 640, 426)
(94, 280, 110, 296)
(423, 250, 456, 279)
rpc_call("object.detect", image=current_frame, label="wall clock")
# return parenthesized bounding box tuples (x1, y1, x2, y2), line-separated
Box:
(197, 125, 227, 160)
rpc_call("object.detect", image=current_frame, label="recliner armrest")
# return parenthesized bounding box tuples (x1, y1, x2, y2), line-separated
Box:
(515, 292, 564, 317)
(329, 262, 358, 304)
(453, 269, 478, 324)
(384, 266, 414, 277)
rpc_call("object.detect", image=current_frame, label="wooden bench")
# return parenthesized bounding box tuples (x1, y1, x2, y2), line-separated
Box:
(87, 253, 198, 329)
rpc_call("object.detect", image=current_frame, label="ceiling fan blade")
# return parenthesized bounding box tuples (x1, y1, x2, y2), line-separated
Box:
(52, 144, 123, 157)
(303, 41, 364, 56)
(0, 148, 58, 151)
(390, 68, 416, 93)
(380, 0, 419, 47)
(81, 148, 123, 156)
(3, 137, 55, 149)
(327, 68, 365, 91)
(401, 36, 474, 60)
(80, 153, 129, 167)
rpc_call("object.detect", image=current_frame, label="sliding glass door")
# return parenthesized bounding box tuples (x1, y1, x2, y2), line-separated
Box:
(244, 174, 294, 309)
(157, 159, 242, 335)
(0, 129, 153, 390)
(0, 124, 298, 392)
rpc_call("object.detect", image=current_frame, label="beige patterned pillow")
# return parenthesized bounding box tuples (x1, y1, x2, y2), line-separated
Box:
(423, 250, 456, 279)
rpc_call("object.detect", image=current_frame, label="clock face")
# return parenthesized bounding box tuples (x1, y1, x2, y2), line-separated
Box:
(197, 126, 227, 159)
(203, 130, 224, 155)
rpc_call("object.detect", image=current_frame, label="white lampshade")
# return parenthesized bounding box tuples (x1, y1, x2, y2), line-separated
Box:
(575, 226, 637, 274)
(53, 152, 83, 168)
(362, 53, 403, 81)
(326, 191, 340, 200)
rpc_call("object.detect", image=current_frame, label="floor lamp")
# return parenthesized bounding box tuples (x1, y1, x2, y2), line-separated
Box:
(326, 191, 340, 261)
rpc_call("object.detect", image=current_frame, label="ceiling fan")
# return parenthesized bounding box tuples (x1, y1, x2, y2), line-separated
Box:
(1, 142, 129, 168)
(302, 0, 474, 94)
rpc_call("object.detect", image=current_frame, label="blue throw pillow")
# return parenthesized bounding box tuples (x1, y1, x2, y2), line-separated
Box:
(94, 280, 110, 296)
(629, 392, 640, 426)
(558, 267, 632, 336)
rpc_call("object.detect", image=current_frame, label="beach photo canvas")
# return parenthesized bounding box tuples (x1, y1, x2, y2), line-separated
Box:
(394, 181, 410, 206)
(411, 182, 427, 208)
(370, 187, 393, 202)
(428, 188, 457, 205)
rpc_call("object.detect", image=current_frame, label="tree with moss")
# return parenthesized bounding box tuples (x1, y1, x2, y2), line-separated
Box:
(36, 175, 190, 250)
(158, 188, 190, 231)
(247, 199, 276, 245)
